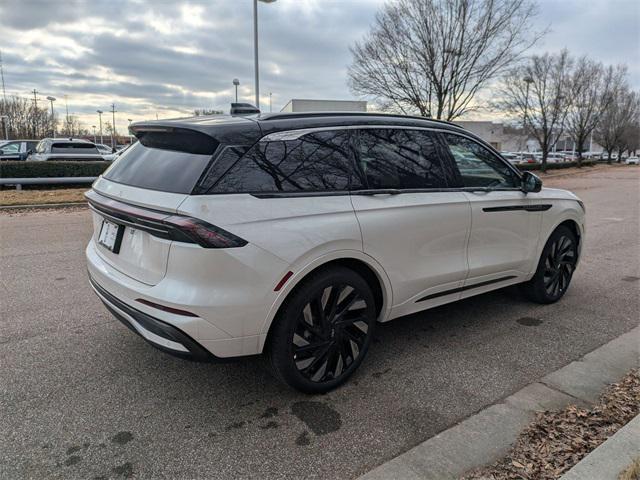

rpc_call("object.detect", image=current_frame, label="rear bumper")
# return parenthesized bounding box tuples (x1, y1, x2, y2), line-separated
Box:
(89, 275, 215, 361)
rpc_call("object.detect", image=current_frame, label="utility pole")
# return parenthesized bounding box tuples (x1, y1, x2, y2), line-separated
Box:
(31, 89, 39, 138)
(0, 50, 6, 101)
(110, 103, 117, 150)
(97, 110, 103, 145)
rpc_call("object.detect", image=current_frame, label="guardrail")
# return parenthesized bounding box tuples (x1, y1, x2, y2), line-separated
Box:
(0, 177, 97, 190)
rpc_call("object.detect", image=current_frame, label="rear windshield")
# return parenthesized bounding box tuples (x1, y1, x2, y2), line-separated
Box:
(51, 143, 99, 153)
(103, 141, 213, 194)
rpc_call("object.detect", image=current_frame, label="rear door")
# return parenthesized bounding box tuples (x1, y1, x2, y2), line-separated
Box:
(441, 132, 541, 287)
(350, 128, 471, 318)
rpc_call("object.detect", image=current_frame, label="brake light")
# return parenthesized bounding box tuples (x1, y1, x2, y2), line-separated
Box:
(85, 190, 247, 249)
(164, 216, 247, 248)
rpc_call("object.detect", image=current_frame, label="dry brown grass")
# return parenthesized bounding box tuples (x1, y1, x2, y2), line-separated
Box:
(0, 187, 88, 206)
(619, 457, 640, 480)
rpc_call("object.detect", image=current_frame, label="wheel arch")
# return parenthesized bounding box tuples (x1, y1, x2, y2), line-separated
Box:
(258, 251, 393, 352)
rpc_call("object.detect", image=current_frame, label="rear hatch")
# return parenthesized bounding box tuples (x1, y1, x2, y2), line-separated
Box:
(88, 119, 259, 285)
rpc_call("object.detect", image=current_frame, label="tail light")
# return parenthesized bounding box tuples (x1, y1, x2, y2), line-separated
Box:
(86, 190, 247, 249)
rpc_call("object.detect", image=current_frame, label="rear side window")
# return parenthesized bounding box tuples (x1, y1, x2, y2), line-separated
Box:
(356, 129, 448, 189)
(51, 143, 99, 154)
(209, 130, 359, 194)
(103, 141, 214, 194)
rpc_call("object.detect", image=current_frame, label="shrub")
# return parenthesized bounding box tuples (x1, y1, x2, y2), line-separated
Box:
(0, 161, 110, 178)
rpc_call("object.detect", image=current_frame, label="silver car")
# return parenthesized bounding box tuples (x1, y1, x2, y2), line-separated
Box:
(28, 138, 108, 161)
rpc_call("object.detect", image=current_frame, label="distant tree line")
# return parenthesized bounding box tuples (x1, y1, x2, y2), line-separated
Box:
(0, 95, 92, 140)
(349, 0, 639, 170)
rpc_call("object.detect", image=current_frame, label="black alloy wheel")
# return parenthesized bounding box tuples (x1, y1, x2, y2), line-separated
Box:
(267, 266, 376, 393)
(543, 234, 576, 298)
(522, 225, 578, 304)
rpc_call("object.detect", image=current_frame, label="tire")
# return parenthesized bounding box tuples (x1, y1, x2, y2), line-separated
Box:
(521, 225, 578, 304)
(266, 266, 376, 393)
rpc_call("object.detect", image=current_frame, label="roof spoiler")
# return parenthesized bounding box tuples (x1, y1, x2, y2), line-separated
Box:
(230, 103, 260, 116)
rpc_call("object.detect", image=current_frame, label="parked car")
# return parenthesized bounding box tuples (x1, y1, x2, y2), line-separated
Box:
(625, 156, 639, 165)
(0, 139, 39, 161)
(28, 138, 108, 161)
(96, 143, 114, 154)
(85, 112, 585, 392)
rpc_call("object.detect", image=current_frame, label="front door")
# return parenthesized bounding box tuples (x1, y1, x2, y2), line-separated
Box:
(350, 128, 471, 319)
(440, 133, 541, 289)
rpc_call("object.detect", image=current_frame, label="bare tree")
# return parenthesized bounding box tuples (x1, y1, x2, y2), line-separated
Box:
(594, 70, 639, 163)
(348, 0, 543, 120)
(499, 50, 572, 171)
(565, 57, 612, 164)
(0, 95, 55, 139)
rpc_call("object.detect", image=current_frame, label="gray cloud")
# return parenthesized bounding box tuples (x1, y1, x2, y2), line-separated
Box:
(1, 0, 638, 132)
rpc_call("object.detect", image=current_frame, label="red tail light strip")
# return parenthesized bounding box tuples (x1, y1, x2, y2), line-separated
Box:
(85, 190, 247, 249)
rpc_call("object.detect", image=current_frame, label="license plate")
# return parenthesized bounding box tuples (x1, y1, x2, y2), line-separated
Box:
(98, 219, 123, 253)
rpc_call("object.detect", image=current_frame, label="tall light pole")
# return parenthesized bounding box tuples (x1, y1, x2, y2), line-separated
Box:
(269, 92, 272, 112)
(233, 78, 240, 102)
(97, 110, 103, 145)
(110, 103, 117, 150)
(92, 125, 97, 143)
(46, 96, 56, 137)
(523, 76, 534, 152)
(128, 118, 133, 144)
(253, 0, 276, 110)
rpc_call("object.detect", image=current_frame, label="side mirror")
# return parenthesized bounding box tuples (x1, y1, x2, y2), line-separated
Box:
(522, 171, 542, 193)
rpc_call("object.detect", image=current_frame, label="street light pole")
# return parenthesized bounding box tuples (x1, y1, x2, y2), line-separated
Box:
(269, 92, 272, 112)
(128, 119, 133, 144)
(110, 103, 117, 150)
(46, 96, 56, 137)
(97, 110, 103, 145)
(233, 78, 239, 102)
(253, 0, 276, 110)
(92, 125, 96, 143)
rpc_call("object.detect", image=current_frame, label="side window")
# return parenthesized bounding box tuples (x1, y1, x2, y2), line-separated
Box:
(1, 142, 20, 154)
(211, 130, 359, 193)
(443, 133, 519, 188)
(356, 129, 447, 189)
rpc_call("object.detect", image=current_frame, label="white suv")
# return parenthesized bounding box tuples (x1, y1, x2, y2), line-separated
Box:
(85, 112, 585, 392)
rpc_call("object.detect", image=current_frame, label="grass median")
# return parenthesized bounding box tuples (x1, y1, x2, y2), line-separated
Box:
(0, 187, 88, 206)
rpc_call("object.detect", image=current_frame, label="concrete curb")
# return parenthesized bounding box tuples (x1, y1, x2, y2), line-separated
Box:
(0, 201, 87, 212)
(358, 326, 639, 480)
(559, 414, 640, 480)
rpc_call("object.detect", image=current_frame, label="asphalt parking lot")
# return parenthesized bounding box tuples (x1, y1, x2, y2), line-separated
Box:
(1, 167, 638, 480)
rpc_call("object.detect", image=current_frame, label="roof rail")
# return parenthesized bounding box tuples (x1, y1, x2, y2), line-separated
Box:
(258, 111, 461, 128)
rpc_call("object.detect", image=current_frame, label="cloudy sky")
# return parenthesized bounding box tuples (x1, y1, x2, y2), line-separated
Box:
(1, 0, 639, 132)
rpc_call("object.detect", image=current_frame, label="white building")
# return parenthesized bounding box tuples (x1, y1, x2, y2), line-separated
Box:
(281, 99, 367, 113)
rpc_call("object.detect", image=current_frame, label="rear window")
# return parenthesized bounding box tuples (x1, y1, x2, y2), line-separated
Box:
(103, 141, 214, 194)
(207, 130, 360, 194)
(51, 143, 99, 154)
